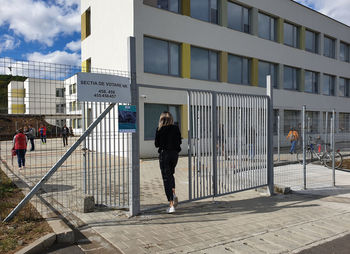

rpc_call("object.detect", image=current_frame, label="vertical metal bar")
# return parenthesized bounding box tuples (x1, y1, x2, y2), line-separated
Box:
(83, 101, 87, 194)
(199, 93, 203, 197)
(129, 36, 140, 215)
(95, 103, 98, 203)
(188, 91, 192, 200)
(100, 102, 103, 204)
(113, 106, 116, 206)
(205, 92, 209, 196)
(212, 92, 217, 197)
(266, 75, 274, 195)
(325, 112, 328, 153)
(332, 109, 335, 186)
(109, 105, 112, 205)
(209, 93, 212, 196)
(277, 115, 280, 162)
(302, 105, 306, 190)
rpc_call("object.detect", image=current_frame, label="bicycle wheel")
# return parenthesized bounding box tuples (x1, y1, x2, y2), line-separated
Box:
(322, 152, 343, 169)
(297, 149, 312, 164)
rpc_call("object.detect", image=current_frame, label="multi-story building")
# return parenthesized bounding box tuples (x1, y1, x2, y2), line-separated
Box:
(81, 0, 350, 157)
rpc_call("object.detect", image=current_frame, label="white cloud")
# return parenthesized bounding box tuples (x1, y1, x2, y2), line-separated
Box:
(26, 50, 81, 66)
(0, 0, 80, 46)
(295, 0, 350, 26)
(0, 35, 20, 53)
(65, 40, 81, 52)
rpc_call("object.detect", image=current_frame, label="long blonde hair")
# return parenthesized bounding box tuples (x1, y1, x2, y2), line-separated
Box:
(158, 111, 174, 130)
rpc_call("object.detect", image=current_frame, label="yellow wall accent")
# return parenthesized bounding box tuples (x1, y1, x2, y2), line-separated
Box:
(11, 89, 25, 98)
(181, 0, 190, 16)
(218, 0, 228, 27)
(181, 43, 191, 79)
(11, 104, 25, 114)
(251, 58, 258, 86)
(81, 8, 91, 41)
(82, 58, 91, 72)
(299, 26, 306, 50)
(277, 18, 284, 44)
(220, 52, 228, 83)
(181, 105, 188, 139)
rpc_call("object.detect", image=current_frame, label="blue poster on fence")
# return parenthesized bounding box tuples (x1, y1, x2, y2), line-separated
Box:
(118, 105, 136, 133)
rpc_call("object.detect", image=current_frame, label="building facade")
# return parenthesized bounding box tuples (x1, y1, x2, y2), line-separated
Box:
(81, 0, 350, 157)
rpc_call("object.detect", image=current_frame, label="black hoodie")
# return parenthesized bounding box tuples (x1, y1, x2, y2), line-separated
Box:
(154, 125, 182, 153)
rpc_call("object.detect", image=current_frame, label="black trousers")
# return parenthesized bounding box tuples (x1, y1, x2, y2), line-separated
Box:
(62, 135, 68, 146)
(159, 150, 178, 202)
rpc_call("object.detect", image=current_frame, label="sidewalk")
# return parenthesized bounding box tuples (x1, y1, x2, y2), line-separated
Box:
(75, 167, 350, 254)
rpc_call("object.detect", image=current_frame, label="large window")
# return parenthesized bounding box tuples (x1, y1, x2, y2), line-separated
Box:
(304, 70, 318, 94)
(284, 66, 299, 90)
(56, 88, 65, 97)
(258, 61, 277, 88)
(143, 0, 180, 13)
(69, 83, 76, 95)
(227, 54, 250, 85)
(339, 78, 350, 97)
(324, 36, 335, 58)
(284, 110, 301, 135)
(144, 103, 180, 139)
(191, 0, 218, 24)
(227, 1, 250, 33)
(322, 74, 335, 96)
(284, 22, 298, 48)
(305, 111, 319, 134)
(305, 30, 318, 53)
(340, 42, 350, 62)
(339, 113, 350, 132)
(191, 46, 218, 81)
(258, 13, 276, 41)
(144, 37, 180, 76)
(56, 104, 65, 114)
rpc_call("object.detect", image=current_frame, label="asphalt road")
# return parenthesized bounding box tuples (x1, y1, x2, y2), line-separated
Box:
(298, 233, 350, 254)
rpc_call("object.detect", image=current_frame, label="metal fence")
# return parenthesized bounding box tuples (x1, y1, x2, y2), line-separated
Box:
(0, 58, 132, 221)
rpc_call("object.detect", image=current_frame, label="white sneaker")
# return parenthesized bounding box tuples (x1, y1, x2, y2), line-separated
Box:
(166, 206, 175, 214)
(173, 194, 178, 208)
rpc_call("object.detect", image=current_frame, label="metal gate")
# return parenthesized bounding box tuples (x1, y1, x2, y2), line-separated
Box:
(188, 91, 269, 200)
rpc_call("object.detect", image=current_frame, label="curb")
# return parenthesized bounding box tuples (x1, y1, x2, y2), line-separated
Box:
(15, 233, 56, 254)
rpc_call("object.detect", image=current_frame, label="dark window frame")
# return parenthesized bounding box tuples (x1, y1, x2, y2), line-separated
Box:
(227, 1, 251, 34)
(190, 46, 219, 81)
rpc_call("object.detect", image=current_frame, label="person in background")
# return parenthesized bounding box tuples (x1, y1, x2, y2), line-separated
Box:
(25, 124, 36, 151)
(13, 128, 27, 170)
(286, 127, 299, 154)
(62, 124, 70, 147)
(155, 111, 182, 214)
(39, 124, 47, 144)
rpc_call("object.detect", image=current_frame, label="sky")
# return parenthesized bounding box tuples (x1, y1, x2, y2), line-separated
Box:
(0, 0, 349, 67)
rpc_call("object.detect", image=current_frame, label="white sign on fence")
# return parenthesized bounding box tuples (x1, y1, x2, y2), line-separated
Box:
(77, 72, 131, 103)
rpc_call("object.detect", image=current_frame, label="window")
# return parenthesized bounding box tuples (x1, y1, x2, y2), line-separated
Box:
(340, 42, 350, 62)
(228, 54, 250, 85)
(305, 30, 318, 53)
(284, 110, 301, 135)
(305, 111, 319, 134)
(56, 88, 65, 97)
(258, 61, 277, 88)
(56, 104, 65, 113)
(339, 113, 350, 132)
(190, 0, 218, 24)
(323, 112, 332, 134)
(69, 84, 76, 95)
(339, 78, 350, 97)
(273, 109, 279, 135)
(304, 70, 318, 94)
(81, 8, 91, 40)
(191, 46, 218, 81)
(284, 66, 299, 90)
(144, 37, 180, 76)
(227, 2, 250, 33)
(258, 13, 276, 41)
(322, 74, 335, 96)
(143, 0, 180, 13)
(77, 118, 82, 129)
(324, 36, 335, 58)
(284, 22, 299, 48)
(144, 103, 180, 139)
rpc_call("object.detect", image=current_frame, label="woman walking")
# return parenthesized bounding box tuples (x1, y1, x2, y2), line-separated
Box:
(155, 111, 182, 213)
(13, 128, 27, 170)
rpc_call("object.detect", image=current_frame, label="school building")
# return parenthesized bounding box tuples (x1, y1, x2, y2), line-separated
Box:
(80, 0, 350, 157)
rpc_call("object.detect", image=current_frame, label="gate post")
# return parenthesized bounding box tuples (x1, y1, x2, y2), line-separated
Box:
(332, 109, 335, 186)
(129, 36, 140, 216)
(212, 92, 218, 197)
(302, 105, 306, 190)
(266, 75, 274, 195)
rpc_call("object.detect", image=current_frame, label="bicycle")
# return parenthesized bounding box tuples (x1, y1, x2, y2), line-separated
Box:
(296, 136, 343, 169)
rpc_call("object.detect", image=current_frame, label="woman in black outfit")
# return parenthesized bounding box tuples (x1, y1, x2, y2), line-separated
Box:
(155, 111, 182, 213)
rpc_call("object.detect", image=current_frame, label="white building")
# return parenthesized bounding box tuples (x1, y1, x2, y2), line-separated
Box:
(81, 0, 350, 157)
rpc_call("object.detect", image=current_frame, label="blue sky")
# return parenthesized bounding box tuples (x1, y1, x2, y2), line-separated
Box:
(0, 0, 349, 67)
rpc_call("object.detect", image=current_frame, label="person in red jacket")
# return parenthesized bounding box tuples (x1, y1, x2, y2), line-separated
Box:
(13, 128, 27, 170)
(39, 124, 47, 144)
